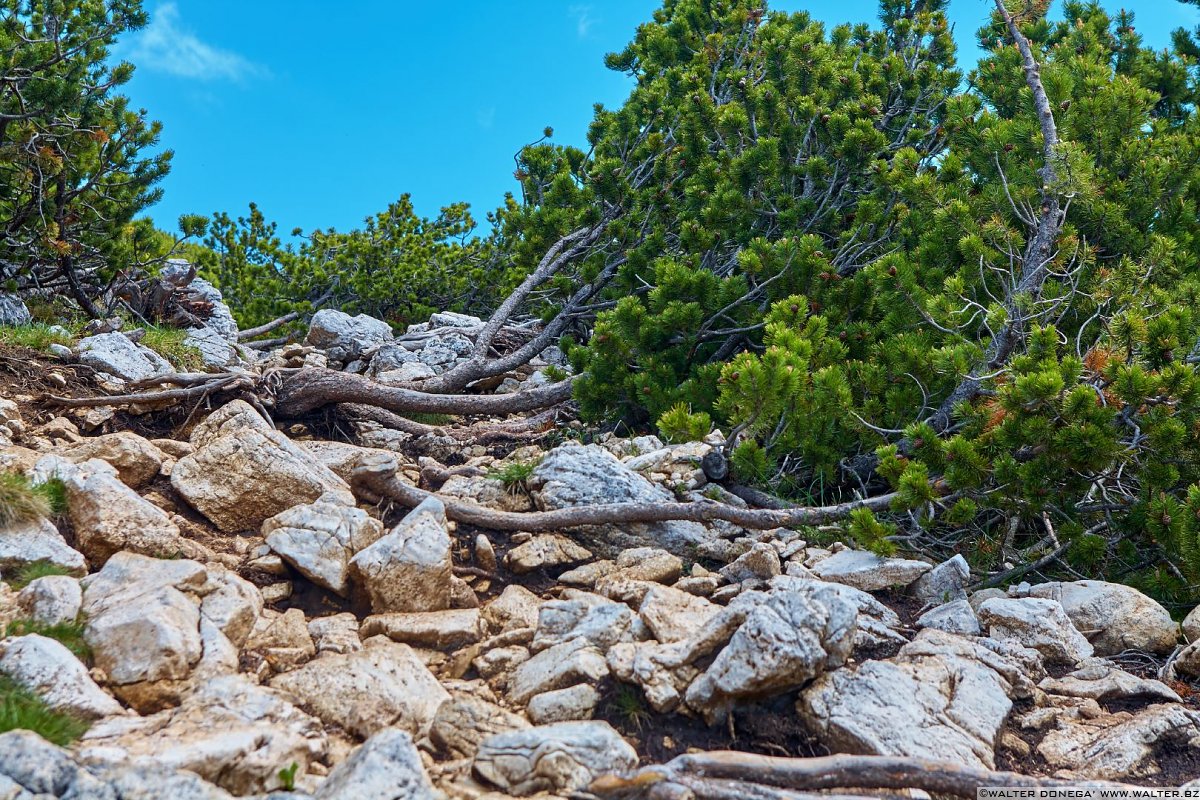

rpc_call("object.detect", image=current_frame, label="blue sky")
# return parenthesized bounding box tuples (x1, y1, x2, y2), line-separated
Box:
(116, 1, 1200, 237)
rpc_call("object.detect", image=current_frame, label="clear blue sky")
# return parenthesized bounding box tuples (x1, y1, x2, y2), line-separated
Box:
(116, 1, 1200, 237)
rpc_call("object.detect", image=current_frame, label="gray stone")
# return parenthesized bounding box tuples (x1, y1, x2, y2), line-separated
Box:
(349, 497, 452, 613)
(76, 333, 172, 382)
(910, 554, 970, 603)
(264, 501, 384, 596)
(527, 684, 600, 724)
(809, 549, 931, 592)
(313, 729, 435, 800)
(305, 310, 393, 362)
(915, 598, 981, 637)
(978, 597, 1094, 665)
(528, 443, 709, 556)
(16, 575, 81, 626)
(0, 294, 31, 326)
(0, 517, 86, 577)
(473, 721, 637, 796)
(1024, 580, 1179, 656)
(0, 634, 122, 720)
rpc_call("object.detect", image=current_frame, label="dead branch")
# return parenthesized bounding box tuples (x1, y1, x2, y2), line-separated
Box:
(351, 453, 899, 533)
(42, 375, 249, 408)
(274, 368, 575, 417)
(237, 311, 301, 341)
(589, 752, 1142, 799)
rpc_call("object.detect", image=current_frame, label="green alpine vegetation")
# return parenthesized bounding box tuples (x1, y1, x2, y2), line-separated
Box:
(0, 673, 88, 745)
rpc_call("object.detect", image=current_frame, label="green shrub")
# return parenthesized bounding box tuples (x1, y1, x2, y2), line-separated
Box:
(0, 673, 88, 745)
(657, 403, 711, 444)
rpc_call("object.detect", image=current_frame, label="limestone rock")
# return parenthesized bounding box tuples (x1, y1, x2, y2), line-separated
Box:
(977, 597, 1094, 665)
(915, 598, 981, 637)
(245, 608, 316, 673)
(172, 400, 354, 533)
(530, 592, 635, 653)
(308, 613, 362, 655)
(16, 575, 81, 626)
(472, 721, 637, 796)
(56, 456, 185, 565)
(81, 553, 213, 701)
(199, 567, 263, 649)
(349, 496, 452, 613)
(360, 609, 483, 650)
(1040, 661, 1180, 704)
(800, 629, 1028, 770)
(60, 431, 165, 488)
(0, 517, 85, 576)
(441, 473, 535, 514)
(0, 634, 122, 720)
(306, 309, 393, 362)
(430, 692, 530, 760)
(76, 332, 172, 382)
(270, 640, 448, 739)
(264, 500, 384, 596)
(1024, 580, 1179, 656)
(719, 542, 781, 583)
(1037, 704, 1200, 780)
(312, 729, 435, 800)
(528, 443, 708, 556)
(527, 684, 600, 724)
(509, 637, 609, 706)
(505, 533, 592, 573)
(808, 549, 931, 591)
(910, 554, 970, 604)
(78, 675, 326, 795)
(638, 584, 720, 643)
(297, 440, 404, 485)
(482, 584, 541, 635)
(0, 293, 30, 326)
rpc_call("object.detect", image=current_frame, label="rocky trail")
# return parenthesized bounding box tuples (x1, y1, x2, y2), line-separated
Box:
(0, 272, 1199, 799)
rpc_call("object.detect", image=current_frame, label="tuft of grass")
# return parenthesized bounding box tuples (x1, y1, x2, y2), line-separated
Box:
(608, 684, 651, 732)
(0, 323, 76, 352)
(4, 618, 90, 660)
(0, 472, 51, 528)
(140, 325, 204, 371)
(35, 477, 68, 516)
(6, 560, 76, 591)
(486, 459, 540, 495)
(0, 673, 89, 745)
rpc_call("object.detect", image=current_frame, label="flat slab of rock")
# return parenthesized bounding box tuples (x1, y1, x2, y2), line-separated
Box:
(430, 693, 530, 760)
(60, 431, 164, 488)
(506, 533, 592, 573)
(528, 443, 709, 557)
(1037, 704, 1200, 780)
(270, 640, 448, 739)
(76, 332, 172, 382)
(472, 720, 637, 795)
(360, 609, 483, 650)
(809, 549, 931, 591)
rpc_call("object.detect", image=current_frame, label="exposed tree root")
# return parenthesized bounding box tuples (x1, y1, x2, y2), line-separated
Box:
(339, 402, 565, 443)
(351, 453, 897, 532)
(589, 752, 1139, 799)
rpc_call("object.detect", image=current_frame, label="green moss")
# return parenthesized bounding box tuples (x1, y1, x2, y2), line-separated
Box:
(4, 618, 90, 660)
(139, 326, 204, 372)
(0, 323, 76, 351)
(0, 673, 89, 745)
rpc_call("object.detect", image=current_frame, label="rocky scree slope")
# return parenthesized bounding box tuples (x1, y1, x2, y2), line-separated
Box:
(0, 288, 1198, 798)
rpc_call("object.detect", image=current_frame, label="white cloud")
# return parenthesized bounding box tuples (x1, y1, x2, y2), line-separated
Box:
(123, 3, 267, 81)
(569, 5, 595, 39)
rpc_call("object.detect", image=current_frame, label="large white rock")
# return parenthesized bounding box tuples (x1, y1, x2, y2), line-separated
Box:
(0, 293, 30, 326)
(1037, 704, 1200, 780)
(76, 332, 173, 382)
(16, 575, 82, 626)
(313, 728, 435, 800)
(978, 597, 1094, 665)
(264, 500, 384, 596)
(801, 629, 1029, 770)
(528, 443, 709, 556)
(59, 431, 164, 488)
(910, 554, 971, 603)
(199, 567, 263, 649)
(0, 634, 123, 720)
(0, 517, 86, 576)
(172, 401, 355, 533)
(430, 693, 530, 760)
(808, 549, 931, 591)
(78, 675, 326, 795)
(530, 592, 635, 653)
(51, 456, 185, 565)
(349, 496, 452, 612)
(509, 638, 609, 706)
(1023, 580, 1179, 656)
(270, 640, 448, 739)
(472, 721, 637, 796)
(306, 309, 394, 362)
